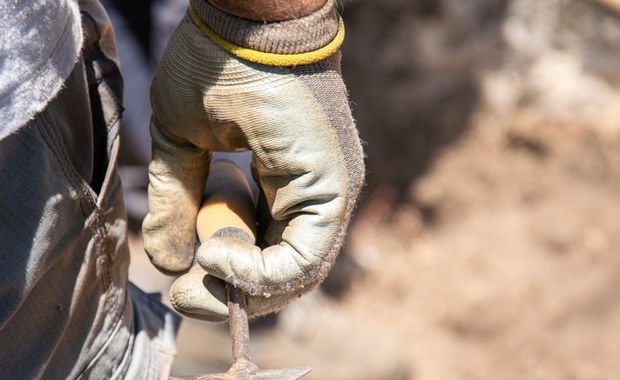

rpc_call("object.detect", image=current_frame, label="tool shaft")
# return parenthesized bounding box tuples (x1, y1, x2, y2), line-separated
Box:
(198, 161, 260, 377)
(228, 286, 251, 364)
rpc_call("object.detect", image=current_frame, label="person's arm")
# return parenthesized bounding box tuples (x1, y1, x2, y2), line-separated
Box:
(143, 0, 364, 320)
(208, 0, 326, 21)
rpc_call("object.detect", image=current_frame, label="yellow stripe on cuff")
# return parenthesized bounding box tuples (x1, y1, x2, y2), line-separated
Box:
(189, 2, 345, 67)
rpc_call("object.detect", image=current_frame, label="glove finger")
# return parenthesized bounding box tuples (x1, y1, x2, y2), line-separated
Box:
(169, 264, 228, 322)
(197, 236, 320, 297)
(142, 117, 211, 274)
(169, 258, 295, 320)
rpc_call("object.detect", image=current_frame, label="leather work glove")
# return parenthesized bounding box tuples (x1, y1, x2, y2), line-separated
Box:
(142, 0, 365, 320)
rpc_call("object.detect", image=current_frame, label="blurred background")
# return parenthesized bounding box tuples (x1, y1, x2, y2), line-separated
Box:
(110, 0, 620, 378)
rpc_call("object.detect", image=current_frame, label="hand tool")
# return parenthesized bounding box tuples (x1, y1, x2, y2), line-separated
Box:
(172, 160, 311, 380)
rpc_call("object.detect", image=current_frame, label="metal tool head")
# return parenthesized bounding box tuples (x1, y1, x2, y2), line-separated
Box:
(172, 366, 311, 380)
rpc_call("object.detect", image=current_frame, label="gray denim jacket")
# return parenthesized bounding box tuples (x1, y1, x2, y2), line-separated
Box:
(0, 2, 179, 379)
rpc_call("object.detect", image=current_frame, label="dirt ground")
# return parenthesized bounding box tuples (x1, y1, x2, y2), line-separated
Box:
(344, 120, 620, 380)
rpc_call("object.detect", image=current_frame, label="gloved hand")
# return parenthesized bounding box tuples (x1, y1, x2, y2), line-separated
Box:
(142, 0, 365, 319)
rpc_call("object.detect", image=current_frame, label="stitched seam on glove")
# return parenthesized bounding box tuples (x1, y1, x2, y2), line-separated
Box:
(188, 0, 344, 66)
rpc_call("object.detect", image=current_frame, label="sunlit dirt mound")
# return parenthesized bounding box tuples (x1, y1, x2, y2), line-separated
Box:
(341, 0, 620, 378)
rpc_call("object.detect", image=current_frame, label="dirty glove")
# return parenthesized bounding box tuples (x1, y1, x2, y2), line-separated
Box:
(142, 0, 365, 318)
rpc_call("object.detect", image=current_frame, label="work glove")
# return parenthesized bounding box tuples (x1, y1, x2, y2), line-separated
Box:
(142, 0, 365, 320)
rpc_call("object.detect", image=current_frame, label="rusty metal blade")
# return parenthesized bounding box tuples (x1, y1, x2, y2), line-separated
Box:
(171, 366, 311, 380)
(249, 367, 312, 379)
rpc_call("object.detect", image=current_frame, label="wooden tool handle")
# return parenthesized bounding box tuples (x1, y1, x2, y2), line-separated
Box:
(196, 160, 256, 243)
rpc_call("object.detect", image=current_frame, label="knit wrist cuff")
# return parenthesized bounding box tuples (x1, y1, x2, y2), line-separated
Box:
(189, 0, 344, 66)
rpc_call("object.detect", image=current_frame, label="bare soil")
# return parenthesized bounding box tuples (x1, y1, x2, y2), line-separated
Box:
(345, 121, 620, 379)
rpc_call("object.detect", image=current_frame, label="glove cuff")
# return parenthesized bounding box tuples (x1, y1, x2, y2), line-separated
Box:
(189, 0, 344, 66)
